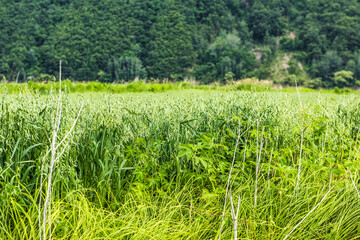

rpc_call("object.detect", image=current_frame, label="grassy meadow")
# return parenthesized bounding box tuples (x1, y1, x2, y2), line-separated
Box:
(1, 86, 360, 239)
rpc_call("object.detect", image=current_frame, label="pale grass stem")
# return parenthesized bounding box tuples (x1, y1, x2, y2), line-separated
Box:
(218, 120, 241, 240)
(229, 190, 241, 240)
(40, 60, 83, 240)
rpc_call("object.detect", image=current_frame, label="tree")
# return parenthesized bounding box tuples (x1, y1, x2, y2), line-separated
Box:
(312, 51, 342, 87)
(333, 70, 353, 88)
(224, 71, 235, 81)
(345, 52, 360, 81)
(248, 1, 286, 41)
(146, 1, 194, 78)
(207, 31, 256, 79)
(108, 56, 147, 82)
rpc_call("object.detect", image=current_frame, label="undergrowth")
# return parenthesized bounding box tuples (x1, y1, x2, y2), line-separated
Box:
(1, 90, 360, 239)
(2, 80, 357, 94)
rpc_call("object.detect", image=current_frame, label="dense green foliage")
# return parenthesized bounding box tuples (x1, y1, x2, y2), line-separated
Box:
(2, 79, 275, 94)
(0, 0, 359, 87)
(1, 89, 360, 238)
(3, 80, 357, 95)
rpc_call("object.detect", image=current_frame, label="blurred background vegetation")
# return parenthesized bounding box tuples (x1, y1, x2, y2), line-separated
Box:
(0, 0, 359, 88)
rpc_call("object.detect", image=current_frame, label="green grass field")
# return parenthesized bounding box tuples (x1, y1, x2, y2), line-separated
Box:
(1, 88, 360, 239)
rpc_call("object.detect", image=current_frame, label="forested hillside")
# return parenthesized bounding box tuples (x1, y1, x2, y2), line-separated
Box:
(0, 0, 359, 87)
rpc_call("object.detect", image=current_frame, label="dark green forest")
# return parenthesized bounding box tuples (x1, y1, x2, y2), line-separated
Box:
(0, 0, 359, 87)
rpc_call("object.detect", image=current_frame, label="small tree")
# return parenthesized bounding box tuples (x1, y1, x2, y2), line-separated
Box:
(109, 56, 147, 82)
(334, 70, 353, 88)
(312, 51, 342, 87)
(224, 72, 235, 81)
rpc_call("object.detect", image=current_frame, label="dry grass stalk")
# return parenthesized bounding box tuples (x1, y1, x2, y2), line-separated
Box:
(218, 120, 242, 240)
(229, 191, 241, 240)
(39, 60, 83, 240)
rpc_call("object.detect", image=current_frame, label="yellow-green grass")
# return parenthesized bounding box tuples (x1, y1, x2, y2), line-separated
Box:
(1, 90, 360, 239)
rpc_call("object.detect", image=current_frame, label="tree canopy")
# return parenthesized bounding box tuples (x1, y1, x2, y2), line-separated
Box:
(0, 0, 359, 87)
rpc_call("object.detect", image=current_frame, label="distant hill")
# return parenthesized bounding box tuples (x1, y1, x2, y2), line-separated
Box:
(0, 0, 359, 87)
